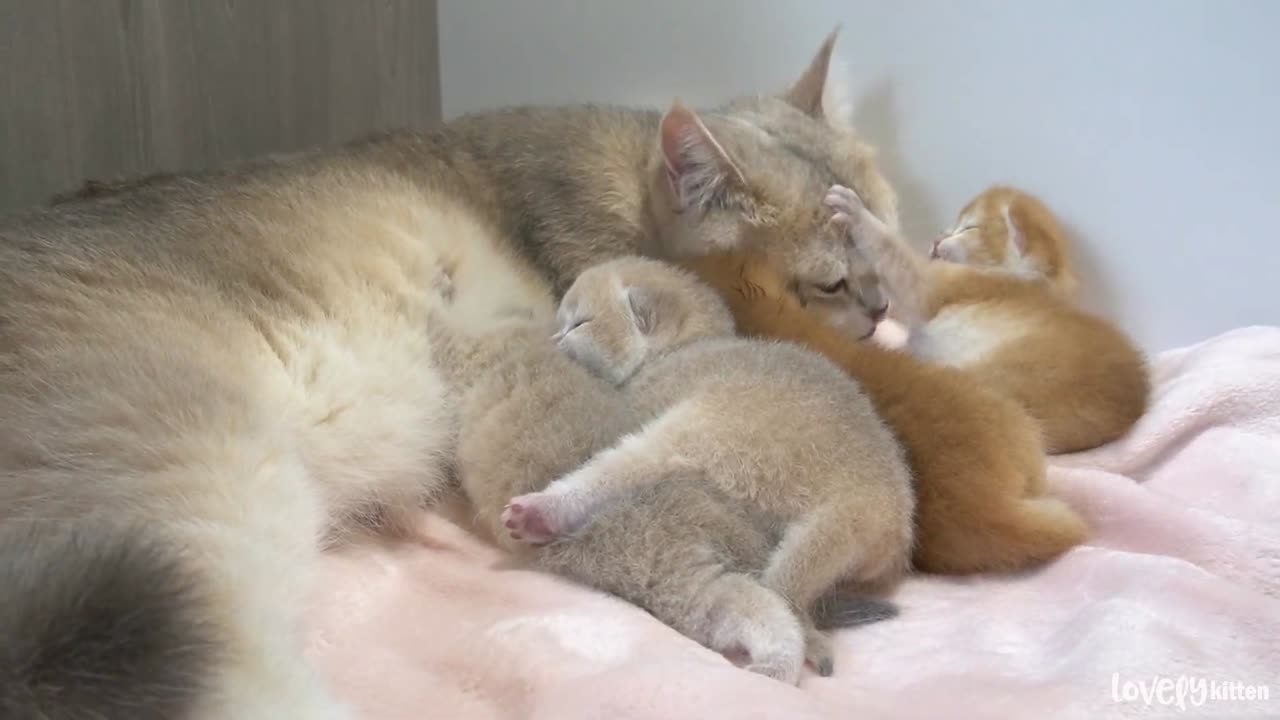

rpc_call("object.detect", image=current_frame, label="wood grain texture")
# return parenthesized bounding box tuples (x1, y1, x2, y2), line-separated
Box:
(0, 0, 441, 213)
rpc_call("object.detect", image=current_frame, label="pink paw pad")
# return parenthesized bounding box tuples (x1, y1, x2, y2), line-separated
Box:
(500, 496, 562, 546)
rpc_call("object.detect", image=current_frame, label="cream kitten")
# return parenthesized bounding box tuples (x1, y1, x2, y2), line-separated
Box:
(826, 184, 1150, 454)
(502, 258, 915, 648)
(427, 297, 894, 684)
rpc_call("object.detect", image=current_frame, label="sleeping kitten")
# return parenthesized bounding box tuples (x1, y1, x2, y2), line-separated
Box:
(931, 186, 1078, 294)
(681, 252, 1088, 574)
(426, 295, 894, 684)
(825, 184, 1150, 453)
(502, 258, 915, 639)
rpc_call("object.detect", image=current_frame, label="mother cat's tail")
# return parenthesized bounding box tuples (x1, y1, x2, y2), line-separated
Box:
(0, 518, 220, 719)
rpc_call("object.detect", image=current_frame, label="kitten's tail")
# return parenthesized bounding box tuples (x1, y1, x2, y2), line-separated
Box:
(917, 495, 1088, 574)
(0, 518, 221, 719)
(995, 496, 1089, 566)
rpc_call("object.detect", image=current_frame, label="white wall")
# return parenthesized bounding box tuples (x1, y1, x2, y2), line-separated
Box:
(439, 1, 1279, 351)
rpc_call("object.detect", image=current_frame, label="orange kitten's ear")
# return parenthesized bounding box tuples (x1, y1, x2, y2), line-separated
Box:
(1004, 203, 1028, 254)
(659, 102, 747, 213)
(782, 27, 854, 126)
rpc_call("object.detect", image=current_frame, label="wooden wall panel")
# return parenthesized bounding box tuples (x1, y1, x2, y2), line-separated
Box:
(0, 0, 441, 213)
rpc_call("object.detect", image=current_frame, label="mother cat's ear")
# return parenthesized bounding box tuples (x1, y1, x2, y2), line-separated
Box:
(783, 27, 853, 127)
(659, 102, 747, 213)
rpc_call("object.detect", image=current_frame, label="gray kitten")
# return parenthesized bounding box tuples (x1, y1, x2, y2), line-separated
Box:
(503, 257, 916, 684)
(428, 296, 892, 685)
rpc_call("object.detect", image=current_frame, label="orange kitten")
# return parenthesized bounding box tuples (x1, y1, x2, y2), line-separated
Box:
(931, 186, 1078, 295)
(828, 184, 1150, 454)
(682, 252, 1087, 574)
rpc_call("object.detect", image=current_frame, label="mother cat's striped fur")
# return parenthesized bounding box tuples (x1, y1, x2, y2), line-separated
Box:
(0, 31, 901, 719)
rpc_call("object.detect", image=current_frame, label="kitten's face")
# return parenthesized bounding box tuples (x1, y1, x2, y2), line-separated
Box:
(931, 199, 1010, 267)
(555, 272, 648, 385)
(933, 186, 1077, 292)
(648, 32, 895, 342)
(555, 258, 734, 384)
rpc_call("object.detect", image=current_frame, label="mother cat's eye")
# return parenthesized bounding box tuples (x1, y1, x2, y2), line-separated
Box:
(814, 278, 848, 295)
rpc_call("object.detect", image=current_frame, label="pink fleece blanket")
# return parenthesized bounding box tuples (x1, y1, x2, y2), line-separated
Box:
(308, 326, 1280, 719)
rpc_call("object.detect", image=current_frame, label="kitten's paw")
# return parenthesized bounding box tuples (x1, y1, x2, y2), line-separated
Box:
(825, 183, 889, 248)
(501, 493, 576, 545)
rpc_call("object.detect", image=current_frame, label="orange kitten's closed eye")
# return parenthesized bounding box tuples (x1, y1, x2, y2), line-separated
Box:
(943, 186, 1077, 293)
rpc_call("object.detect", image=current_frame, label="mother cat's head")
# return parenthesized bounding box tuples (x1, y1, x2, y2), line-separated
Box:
(647, 29, 897, 340)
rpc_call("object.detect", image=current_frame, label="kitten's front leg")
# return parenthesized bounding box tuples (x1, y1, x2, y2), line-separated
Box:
(825, 184, 934, 326)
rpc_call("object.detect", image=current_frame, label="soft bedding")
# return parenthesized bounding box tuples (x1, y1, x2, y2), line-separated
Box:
(307, 326, 1280, 719)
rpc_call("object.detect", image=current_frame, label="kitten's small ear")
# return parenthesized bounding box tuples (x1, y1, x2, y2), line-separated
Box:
(626, 287, 657, 334)
(1003, 203, 1028, 254)
(659, 101, 747, 213)
(783, 27, 853, 125)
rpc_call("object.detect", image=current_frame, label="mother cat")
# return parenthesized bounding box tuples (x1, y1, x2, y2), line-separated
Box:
(0, 32, 900, 720)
